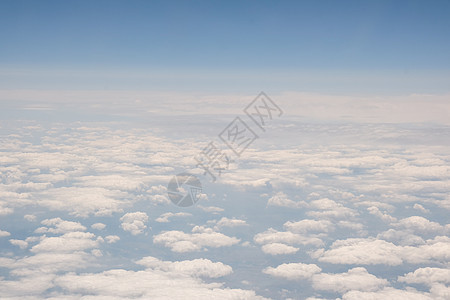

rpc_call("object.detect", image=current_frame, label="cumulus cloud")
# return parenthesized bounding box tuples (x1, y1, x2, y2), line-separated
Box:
(120, 212, 149, 235)
(342, 287, 433, 300)
(367, 206, 397, 223)
(267, 192, 305, 208)
(254, 228, 323, 247)
(54, 266, 267, 300)
(315, 236, 450, 265)
(261, 243, 299, 255)
(155, 212, 191, 223)
(211, 217, 248, 229)
(24, 214, 37, 222)
(10, 239, 28, 249)
(37, 218, 86, 234)
(264, 265, 389, 295)
(75, 174, 146, 192)
(91, 223, 106, 230)
(105, 235, 120, 243)
(398, 267, 450, 286)
(91, 249, 103, 257)
(148, 193, 171, 205)
(312, 267, 389, 293)
(429, 283, 450, 299)
(1, 249, 265, 299)
(263, 263, 321, 280)
(0, 214, 106, 297)
(197, 205, 224, 213)
(0, 229, 101, 281)
(153, 228, 240, 252)
(284, 219, 334, 233)
(0, 274, 56, 298)
(31, 232, 99, 253)
(377, 229, 425, 246)
(337, 220, 365, 232)
(307, 198, 358, 220)
(0, 205, 14, 216)
(136, 256, 233, 278)
(413, 203, 430, 213)
(314, 238, 402, 265)
(2, 252, 81, 277)
(393, 216, 448, 235)
(0, 229, 10, 237)
(37, 187, 129, 217)
(147, 185, 171, 205)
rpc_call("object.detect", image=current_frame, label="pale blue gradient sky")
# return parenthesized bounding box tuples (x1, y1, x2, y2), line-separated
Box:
(1, 0, 449, 93)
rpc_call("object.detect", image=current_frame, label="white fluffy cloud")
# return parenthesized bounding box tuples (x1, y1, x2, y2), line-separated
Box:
(0, 229, 10, 237)
(0, 218, 101, 287)
(153, 228, 240, 252)
(211, 217, 248, 229)
(393, 216, 448, 235)
(413, 203, 430, 213)
(284, 219, 334, 233)
(37, 217, 86, 234)
(197, 205, 224, 213)
(31, 232, 99, 253)
(307, 198, 358, 220)
(254, 228, 323, 247)
(0, 249, 264, 299)
(75, 174, 146, 192)
(315, 236, 450, 265)
(155, 212, 191, 223)
(314, 238, 402, 265)
(91, 222, 106, 230)
(367, 206, 397, 223)
(147, 185, 171, 205)
(342, 287, 434, 300)
(54, 266, 267, 300)
(136, 256, 233, 278)
(312, 267, 389, 293)
(120, 212, 149, 235)
(10, 239, 28, 249)
(264, 265, 389, 295)
(261, 243, 299, 255)
(267, 192, 305, 208)
(24, 214, 37, 222)
(398, 267, 450, 286)
(263, 263, 321, 280)
(0, 274, 56, 298)
(38, 187, 129, 217)
(377, 229, 425, 246)
(105, 235, 120, 243)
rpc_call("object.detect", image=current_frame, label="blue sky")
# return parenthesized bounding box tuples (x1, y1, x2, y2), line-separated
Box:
(1, 0, 450, 93)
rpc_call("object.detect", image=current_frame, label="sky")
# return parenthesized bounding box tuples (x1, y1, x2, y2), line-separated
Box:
(1, 0, 450, 93)
(0, 1, 450, 300)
